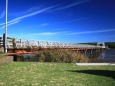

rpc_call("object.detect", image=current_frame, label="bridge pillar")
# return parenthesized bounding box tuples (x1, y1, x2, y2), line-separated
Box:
(3, 33, 6, 53)
(13, 55, 18, 61)
(0, 37, 3, 47)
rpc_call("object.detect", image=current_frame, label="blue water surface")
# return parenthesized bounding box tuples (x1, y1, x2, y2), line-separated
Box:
(97, 49, 115, 63)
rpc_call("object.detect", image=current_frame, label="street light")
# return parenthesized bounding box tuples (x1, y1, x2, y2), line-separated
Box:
(5, 0, 8, 53)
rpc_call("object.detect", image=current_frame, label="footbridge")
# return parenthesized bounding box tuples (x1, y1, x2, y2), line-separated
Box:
(0, 37, 105, 54)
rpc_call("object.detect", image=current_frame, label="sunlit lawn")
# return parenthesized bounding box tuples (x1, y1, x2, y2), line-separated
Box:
(0, 62, 115, 86)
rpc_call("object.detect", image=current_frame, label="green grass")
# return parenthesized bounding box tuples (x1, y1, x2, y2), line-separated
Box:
(0, 62, 115, 86)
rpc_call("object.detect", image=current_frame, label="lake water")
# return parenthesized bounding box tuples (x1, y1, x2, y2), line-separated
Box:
(96, 49, 115, 63)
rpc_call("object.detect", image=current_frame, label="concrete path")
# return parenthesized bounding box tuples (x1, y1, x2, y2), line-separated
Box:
(76, 63, 115, 66)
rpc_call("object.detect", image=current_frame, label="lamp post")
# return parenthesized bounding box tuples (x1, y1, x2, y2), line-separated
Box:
(5, 0, 8, 53)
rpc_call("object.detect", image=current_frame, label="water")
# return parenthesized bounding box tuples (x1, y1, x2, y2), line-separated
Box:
(97, 49, 115, 63)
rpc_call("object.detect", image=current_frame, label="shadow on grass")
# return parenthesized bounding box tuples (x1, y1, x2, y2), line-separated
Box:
(68, 70, 115, 80)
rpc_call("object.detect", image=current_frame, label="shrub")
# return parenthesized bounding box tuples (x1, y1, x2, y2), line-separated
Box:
(16, 49, 90, 63)
(30, 49, 89, 63)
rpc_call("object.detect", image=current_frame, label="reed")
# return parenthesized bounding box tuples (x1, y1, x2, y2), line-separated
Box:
(28, 49, 90, 63)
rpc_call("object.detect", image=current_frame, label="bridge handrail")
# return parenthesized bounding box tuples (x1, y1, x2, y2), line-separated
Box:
(0, 37, 103, 49)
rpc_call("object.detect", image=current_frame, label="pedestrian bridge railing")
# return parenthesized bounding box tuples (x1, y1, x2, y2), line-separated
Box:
(0, 37, 104, 49)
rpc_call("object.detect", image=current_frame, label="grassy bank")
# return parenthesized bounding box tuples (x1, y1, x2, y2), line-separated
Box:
(0, 62, 115, 86)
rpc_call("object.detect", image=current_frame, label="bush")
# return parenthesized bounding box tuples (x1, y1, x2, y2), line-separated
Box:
(29, 49, 89, 63)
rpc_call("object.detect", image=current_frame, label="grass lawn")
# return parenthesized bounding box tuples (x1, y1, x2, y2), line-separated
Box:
(0, 62, 115, 86)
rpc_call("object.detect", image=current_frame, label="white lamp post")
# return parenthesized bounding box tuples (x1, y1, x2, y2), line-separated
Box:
(5, 0, 8, 53)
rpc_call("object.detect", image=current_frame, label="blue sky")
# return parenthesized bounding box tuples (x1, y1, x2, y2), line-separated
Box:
(0, 0, 115, 43)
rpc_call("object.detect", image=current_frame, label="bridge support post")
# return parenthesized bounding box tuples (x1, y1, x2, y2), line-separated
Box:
(20, 39, 22, 48)
(13, 55, 18, 61)
(84, 49, 87, 54)
(90, 49, 93, 54)
(3, 33, 7, 53)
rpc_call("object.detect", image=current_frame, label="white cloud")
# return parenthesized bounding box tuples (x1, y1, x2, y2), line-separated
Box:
(48, 0, 91, 12)
(0, 0, 90, 28)
(36, 23, 48, 28)
(0, 26, 5, 29)
(96, 35, 115, 37)
(0, 5, 57, 28)
(26, 6, 42, 13)
(32, 31, 69, 37)
(0, 22, 5, 26)
(8, 19, 22, 26)
(54, 18, 88, 24)
(8, 5, 56, 23)
(0, 11, 5, 19)
(66, 29, 115, 35)
(8, 7, 41, 18)
(0, 19, 21, 29)
(57, 0, 90, 10)
(33, 32, 58, 36)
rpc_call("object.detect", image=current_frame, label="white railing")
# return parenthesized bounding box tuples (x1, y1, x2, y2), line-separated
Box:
(0, 37, 103, 49)
(6, 38, 102, 49)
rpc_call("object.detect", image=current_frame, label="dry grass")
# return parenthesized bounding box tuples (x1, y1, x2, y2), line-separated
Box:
(19, 49, 90, 62)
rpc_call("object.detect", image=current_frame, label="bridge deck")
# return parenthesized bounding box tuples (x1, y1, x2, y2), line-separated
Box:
(0, 37, 105, 55)
(3, 52, 35, 56)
